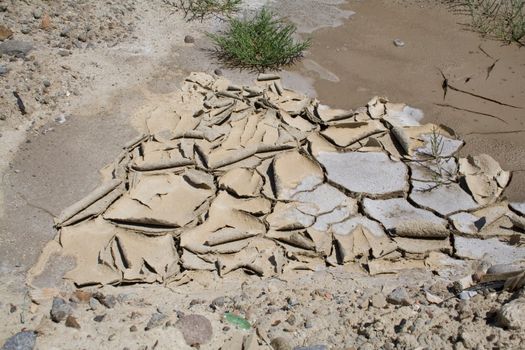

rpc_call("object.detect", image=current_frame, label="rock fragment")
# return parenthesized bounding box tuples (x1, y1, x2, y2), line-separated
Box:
(498, 298, 525, 330)
(176, 314, 213, 346)
(387, 287, 412, 306)
(1, 331, 36, 350)
(0, 40, 33, 57)
(50, 297, 72, 323)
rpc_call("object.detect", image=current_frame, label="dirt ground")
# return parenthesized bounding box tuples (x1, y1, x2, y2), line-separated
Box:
(1, 0, 525, 349)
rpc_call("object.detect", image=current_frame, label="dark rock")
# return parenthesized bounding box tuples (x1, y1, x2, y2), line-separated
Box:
(93, 293, 117, 308)
(43, 80, 51, 88)
(0, 41, 33, 57)
(214, 69, 223, 76)
(65, 315, 81, 329)
(0, 65, 9, 76)
(184, 35, 195, 44)
(89, 297, 102, 311)
(387, 287, 412, 306)
(145, 312, 167, 331)
(93, 314, 106, 322)
(130, 325, 138, 332)
(270, 337, 292, 350)
(176, 314, 213, 346)
(50, 297, 72, 323)
(1, 331, 36, 350)
(211, 296, 227, 309)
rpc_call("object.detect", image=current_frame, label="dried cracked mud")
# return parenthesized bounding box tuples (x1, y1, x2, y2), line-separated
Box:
(1, 1, 525, 350)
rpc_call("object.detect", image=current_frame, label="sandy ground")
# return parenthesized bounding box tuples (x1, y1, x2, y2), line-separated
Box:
(1, 0, 525, 349)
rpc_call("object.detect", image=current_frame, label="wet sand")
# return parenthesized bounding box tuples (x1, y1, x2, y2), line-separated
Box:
(296, 0, 525, 201)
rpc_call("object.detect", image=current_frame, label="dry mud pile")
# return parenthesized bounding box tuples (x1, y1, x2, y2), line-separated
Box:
(29, 72, 525, 287)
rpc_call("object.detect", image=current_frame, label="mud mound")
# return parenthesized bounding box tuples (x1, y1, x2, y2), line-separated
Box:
(29, 72, 525, 287)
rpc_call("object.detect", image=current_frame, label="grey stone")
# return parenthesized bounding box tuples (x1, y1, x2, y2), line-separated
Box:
(176, 314, 213, 346)
(0, 65, 8, 76)
(455, 236, 525, 265)
(50, 297, 72, 322)
(32, 9, 43, 19)
(316, 151, 408, 196)
(145, 312, 167, 330)
(387, 287, 412, 306)
(497, 298, 525, 330)
(294, 346, 328, 350)
(20, 27, 31, 35)
(89, 297, 102, 311)
(363, 198, 449, 238)
(43, 80, 51, 88)
(184, 35, 195, 44)
(0, 41, 34, 57)
(214, 68, 223, 76)
(1, 331, 36, 350)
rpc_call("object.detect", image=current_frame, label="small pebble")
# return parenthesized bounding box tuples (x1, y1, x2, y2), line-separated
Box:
(393, 39, 405, 47)
(184, 35, 195, 44)
(214, 68, 223, 76)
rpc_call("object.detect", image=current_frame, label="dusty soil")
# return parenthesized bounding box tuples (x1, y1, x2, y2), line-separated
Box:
(1, 0, 525, 349)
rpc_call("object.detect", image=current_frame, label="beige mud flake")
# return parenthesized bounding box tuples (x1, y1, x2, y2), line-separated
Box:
(367, 96, 388, 119)
(392, 124, 463, 158)
(101, 231, 178, 283)
(320, 120, 386, 147)
(383, 103, 424, 127)
(219, 168, 263, 197)
(315, 104, 354, 123)
(307, 132, 338, 156)
(459, 154, 510, 205)
(271, 150, 324, 200)
(104, 173, 213, 228)
(266, 202, 316, 231)
(363, 198, 449, 238)
(58, 218, 122, 286)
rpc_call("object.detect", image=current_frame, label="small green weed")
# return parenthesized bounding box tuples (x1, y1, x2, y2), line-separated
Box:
(165, 0, 242, 21)
(208, 8, 311, 71)
(447, 0, 525, 44)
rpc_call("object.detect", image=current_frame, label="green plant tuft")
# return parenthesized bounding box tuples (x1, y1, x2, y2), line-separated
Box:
(208, 8, 311, 71)
(446, 0, 525, 44)
(165, 0, 242, 21)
